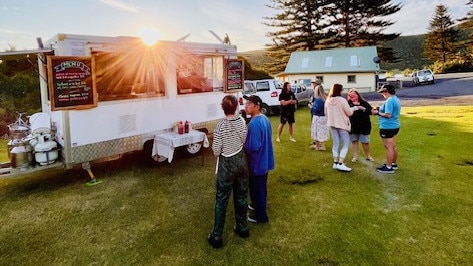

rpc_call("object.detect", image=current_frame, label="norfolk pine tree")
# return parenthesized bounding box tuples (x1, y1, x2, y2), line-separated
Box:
(458, 0, 473, 54)
(322, 0, 401, 62)
(263, 0, 328, 74)
(423, 4, 460, 64)
(263, 0, 402, 74)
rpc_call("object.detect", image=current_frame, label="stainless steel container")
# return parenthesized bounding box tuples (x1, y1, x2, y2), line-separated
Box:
(10, 144, 33, 168)
(8, 124, 30, 140)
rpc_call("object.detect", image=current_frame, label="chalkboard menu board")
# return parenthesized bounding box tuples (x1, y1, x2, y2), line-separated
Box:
(225, 59, 244, 92)
(47, 56, 97, 111)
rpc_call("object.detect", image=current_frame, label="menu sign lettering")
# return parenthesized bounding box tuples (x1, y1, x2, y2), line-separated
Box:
(225, 59, 244, 92)
(48, 56, 97, 110)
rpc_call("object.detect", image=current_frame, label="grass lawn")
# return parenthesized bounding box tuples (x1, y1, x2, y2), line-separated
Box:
(1, 105, 472, 265)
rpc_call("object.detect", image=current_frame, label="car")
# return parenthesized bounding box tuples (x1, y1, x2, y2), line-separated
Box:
(291, 84, 313, 106)
(239, 79, 282, 116)
(412, 69, 434, 85)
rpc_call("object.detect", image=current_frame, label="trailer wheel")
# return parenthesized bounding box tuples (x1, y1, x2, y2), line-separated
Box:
(187, 142, 202, 155)
(142, 139, 166, 166)
(184, 128, 208, 157)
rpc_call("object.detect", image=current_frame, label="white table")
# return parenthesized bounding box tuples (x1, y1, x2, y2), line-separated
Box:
(152, 130, 209, 163)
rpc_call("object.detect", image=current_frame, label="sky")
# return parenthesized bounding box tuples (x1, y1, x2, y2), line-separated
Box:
(0, 0, 470, 53)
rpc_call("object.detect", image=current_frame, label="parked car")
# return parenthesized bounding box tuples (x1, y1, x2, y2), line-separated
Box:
(238, 80, 257, 121)
(412, 69, 434, 85)
(239, 79, 282, 116)
(291, 84, 313, 106)
(298, 78, 312, 87)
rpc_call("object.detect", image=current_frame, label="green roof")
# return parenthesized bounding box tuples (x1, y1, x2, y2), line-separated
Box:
(284, 46, 379, 74)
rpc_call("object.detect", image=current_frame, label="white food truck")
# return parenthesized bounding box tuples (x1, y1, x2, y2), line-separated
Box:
(0, 33, 244, 184)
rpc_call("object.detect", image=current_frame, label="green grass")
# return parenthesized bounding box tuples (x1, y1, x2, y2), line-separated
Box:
(1, 105, 473, 265)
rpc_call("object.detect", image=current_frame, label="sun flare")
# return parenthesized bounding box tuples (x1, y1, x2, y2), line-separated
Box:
(139, 28, 161, 45)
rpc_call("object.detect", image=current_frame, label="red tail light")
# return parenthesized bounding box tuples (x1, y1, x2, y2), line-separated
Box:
(271, 91, 278, 97)
(239, 97, 244, 105)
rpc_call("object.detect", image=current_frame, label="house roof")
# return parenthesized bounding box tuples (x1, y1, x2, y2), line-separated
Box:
(283, 46, 379, 74)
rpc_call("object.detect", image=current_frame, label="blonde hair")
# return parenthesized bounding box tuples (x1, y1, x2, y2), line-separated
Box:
(314, 85, 327, 101)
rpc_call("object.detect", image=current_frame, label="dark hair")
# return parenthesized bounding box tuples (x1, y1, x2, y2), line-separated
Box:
(221, 95, 238, 115)
(382, 84, 396, 95)
(328, 83, 343, 97)
(283, 81, 291, 93)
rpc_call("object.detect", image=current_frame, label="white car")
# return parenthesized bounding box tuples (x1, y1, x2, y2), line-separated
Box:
(239, 79, 282, 116)
(413, 69, 434, 85)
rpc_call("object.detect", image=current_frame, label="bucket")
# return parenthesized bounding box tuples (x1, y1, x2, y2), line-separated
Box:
(8, 124, 30, 140)
(10, 144, 33, 168)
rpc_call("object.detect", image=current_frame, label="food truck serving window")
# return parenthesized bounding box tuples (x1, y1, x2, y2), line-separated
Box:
(93, 51, 165, 101)
(177, 54, 224, 94)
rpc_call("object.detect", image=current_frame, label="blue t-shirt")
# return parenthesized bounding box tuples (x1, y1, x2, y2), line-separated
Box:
(245, 114, 275, 176)
(378, 95, 401, 129)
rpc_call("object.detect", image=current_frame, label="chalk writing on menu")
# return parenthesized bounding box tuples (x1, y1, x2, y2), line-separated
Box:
(48, 56, 97, 110)
(225, 59, 244, 92)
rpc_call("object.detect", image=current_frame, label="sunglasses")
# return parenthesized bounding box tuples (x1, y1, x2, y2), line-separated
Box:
(379, 89, 388, 93)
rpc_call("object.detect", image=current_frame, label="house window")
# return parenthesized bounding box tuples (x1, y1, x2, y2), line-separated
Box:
(347, 75, 356, 83)
(350, 55, 358, 66)
(325, 57, 332, 67)
(301, 57, 309, 68)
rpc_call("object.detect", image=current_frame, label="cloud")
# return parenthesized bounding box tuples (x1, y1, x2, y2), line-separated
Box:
(99, 0, 138, 13)
(387, 0, 469, 36)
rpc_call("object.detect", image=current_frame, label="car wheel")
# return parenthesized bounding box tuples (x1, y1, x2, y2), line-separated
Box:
(260, 103, 270, 116)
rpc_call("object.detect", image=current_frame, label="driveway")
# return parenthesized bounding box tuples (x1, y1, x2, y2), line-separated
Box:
(363, 72, 473, 106)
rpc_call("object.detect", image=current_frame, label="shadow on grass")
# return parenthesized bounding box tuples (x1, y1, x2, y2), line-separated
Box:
(278, 174, 324, 185)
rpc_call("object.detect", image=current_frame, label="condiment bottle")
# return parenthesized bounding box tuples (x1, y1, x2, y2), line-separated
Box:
(184, 120, 189, 133)
(178, 121, 184, 134)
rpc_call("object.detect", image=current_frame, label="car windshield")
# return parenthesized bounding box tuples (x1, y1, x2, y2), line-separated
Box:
(418, 70, 432, 76)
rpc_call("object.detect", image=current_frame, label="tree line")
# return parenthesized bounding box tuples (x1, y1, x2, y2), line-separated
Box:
(258, 0, 473, 75)
(0, 55, 41, 136)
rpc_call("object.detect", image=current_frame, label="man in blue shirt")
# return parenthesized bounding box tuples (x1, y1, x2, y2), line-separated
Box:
(372, 84, 401, 174)
(243, 95, 275, 223)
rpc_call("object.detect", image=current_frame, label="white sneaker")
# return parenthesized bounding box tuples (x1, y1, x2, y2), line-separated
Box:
(289, 137, 296, 142)
(276, 138, 280, 142)
(332, 163, 338, 169)
(336, 163, 352, 172)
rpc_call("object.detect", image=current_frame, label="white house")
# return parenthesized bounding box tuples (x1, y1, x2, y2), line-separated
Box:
(277, 46, 381, 92)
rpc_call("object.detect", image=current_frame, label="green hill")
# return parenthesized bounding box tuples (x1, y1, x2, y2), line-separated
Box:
(382, 34, 432, 70)
(239, 34, 430, 72)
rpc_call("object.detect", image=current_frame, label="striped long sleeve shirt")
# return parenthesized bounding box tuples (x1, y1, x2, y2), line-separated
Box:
(212, 115, 247, 157)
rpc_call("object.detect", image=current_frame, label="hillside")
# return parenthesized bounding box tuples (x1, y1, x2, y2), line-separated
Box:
(239, 35, 430, 72)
